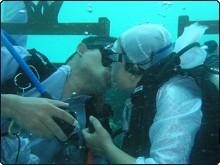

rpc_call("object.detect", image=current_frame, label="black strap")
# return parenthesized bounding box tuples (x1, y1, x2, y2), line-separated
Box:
(1, 49, 57, 95)
(177, 42, 200, 56)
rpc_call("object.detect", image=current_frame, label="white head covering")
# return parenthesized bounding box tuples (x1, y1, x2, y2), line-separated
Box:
(112, 24, 173, 70)
(112, 23, 208, 71)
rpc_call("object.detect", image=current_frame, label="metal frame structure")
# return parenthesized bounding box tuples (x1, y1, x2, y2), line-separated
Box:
(178, 15, 219, 37)
(1, 1, 110, 36)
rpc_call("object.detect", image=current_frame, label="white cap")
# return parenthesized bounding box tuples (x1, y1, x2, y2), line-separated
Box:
(112, 24, 173, 70)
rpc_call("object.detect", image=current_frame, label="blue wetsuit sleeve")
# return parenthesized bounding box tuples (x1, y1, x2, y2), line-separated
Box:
(136, 76, 202, 164)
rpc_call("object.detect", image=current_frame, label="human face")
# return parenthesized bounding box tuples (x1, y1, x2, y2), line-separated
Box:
(110, 61, 141, 91)
(106, 39, 142, 91)
(81, 49, 112, 93)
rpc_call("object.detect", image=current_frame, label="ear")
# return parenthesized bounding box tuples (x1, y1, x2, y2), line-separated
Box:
(77, 42, 88, 56)
(129, 74, 142, 83)
(129, 74, 136, 81)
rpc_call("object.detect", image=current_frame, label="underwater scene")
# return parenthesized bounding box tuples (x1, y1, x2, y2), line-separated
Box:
(1, 1, 219, 164)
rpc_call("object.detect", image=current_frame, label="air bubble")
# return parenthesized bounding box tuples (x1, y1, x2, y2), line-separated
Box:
(87, 7, 93, 13)
(18, 10, 26, 14)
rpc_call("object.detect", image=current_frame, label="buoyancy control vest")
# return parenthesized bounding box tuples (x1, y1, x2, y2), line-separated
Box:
(188, 54, 219, 164)
(120, 43, 219, 164)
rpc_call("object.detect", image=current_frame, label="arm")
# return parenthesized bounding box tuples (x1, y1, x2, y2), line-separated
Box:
(83, 76, 202, 164)
(1, 94, 78, 141)
(82, 116, 136, 164)
(140, 76, 203, 164)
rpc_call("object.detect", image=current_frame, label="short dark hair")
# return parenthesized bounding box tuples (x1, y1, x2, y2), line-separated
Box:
(65, 36, 117, 64)
(82, 36, 117, 49)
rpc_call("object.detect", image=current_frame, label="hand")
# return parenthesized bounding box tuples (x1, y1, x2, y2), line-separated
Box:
(82, 116, 136, 164)
(1, 94, 78, 141)
(82, 116, 113, 156)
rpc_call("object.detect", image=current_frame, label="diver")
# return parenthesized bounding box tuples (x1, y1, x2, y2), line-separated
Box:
(82, 23, 219, 164)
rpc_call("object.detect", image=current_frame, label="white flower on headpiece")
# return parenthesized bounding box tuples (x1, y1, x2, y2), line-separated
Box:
(174, 23, 208, 69)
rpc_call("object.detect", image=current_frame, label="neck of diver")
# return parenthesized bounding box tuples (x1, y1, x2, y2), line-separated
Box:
(62, 57, 94, 100)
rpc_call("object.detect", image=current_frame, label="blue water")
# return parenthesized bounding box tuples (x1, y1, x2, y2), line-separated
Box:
(1, 1, 218, 63)
(1, 1, 219, 163)
(28, 1, 220, 62)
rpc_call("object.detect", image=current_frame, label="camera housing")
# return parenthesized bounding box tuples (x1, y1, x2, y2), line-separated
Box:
(52, 107, 79, 140)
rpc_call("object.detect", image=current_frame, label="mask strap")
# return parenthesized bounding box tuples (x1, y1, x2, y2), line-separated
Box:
(117, 37, 131, 63)
(118, 37, 126, 55)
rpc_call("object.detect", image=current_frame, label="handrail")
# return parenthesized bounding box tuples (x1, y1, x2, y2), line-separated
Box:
(1, 1, 110, 36)
(178, 15, 219, 37)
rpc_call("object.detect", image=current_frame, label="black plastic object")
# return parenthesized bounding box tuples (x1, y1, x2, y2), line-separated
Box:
(203, 40, 218, 54)
(88, 121, 95, 133)
(88, 103, 113, 134)
(52, 107, 78, 139)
